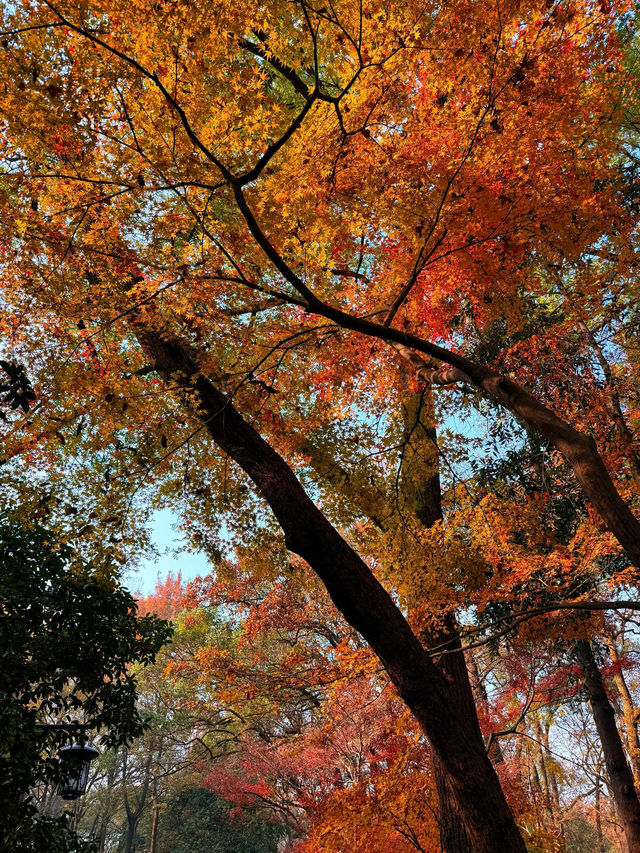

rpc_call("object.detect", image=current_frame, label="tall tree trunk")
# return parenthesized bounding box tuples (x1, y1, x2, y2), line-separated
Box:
(121, 748, 153, 853)
(534, 718, 555, 826)
(433, 754, 474, 853)
(97, 752, 117, 853)
(466, 650, 505, 764)
(402, 392, 483, 852)
(540, 718, 564, 848)
(606, 638, 640, 784)
(575, 640, 640, 853)
(303, 409, 486, 852)
(428, 622, 479, 853)
(595, 772, 606, 853)
(123, 819, 137, 853)
(136, 328, 527, 853)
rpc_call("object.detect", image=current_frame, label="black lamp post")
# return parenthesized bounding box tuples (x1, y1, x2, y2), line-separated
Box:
(57, 745, 99, 801)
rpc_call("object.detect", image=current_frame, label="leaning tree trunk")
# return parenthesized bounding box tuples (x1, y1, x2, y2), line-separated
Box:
(575, 639, 640, 853)
(134, 327, 527, 853)
(429, 623, 479, 853)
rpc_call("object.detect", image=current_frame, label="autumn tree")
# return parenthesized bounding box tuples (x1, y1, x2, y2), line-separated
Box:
(1, 0, 639, 848)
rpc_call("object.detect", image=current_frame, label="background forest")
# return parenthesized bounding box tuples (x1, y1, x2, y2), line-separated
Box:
(2, 0, 640, 850)
(40, 571, 640, 853)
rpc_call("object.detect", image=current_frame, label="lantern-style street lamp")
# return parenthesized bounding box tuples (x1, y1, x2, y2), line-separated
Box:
(57, 745, 99, 800)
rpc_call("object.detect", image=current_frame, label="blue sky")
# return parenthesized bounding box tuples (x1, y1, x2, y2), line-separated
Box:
(124, 508, 212, 595)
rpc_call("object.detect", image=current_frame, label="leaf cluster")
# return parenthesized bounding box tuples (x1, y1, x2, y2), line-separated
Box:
(0, 360, 36, 419)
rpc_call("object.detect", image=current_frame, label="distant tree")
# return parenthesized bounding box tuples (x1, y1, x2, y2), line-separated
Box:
(155, 788, 283, 853)
(565, 815, 612, 853)
(0, 516, 172, 852)
(138, 572, 186, 621)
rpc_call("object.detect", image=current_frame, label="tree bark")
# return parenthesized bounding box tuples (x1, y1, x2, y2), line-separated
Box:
(428, 622, 479, 853)
(135, 328, 527, 853)
(575, 639, 640, 853)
